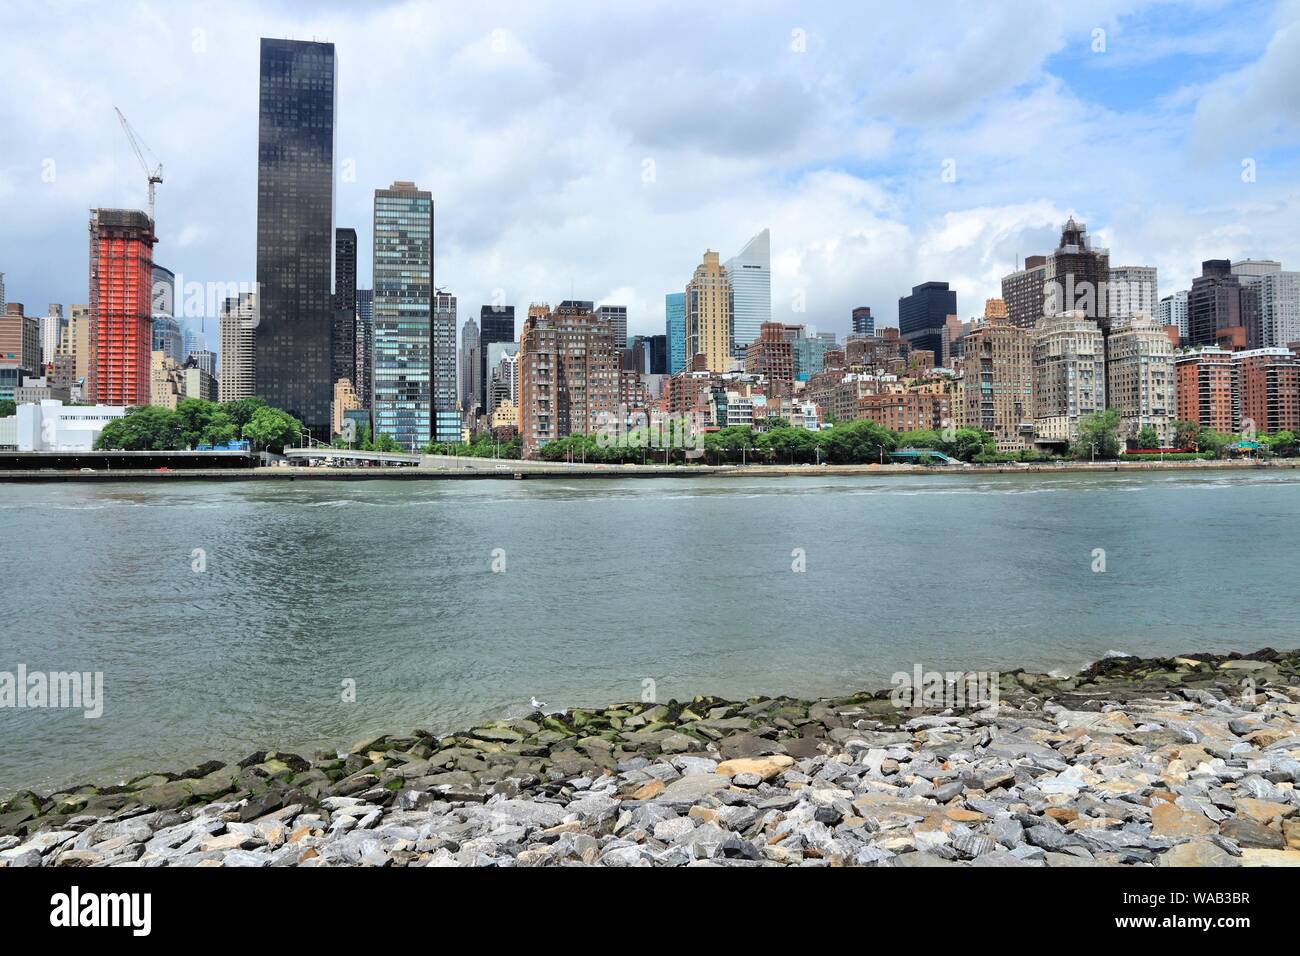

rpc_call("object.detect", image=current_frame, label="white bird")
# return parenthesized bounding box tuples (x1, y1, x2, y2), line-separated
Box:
(530, 696, 546, 711)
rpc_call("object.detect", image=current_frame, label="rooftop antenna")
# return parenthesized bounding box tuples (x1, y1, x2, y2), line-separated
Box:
(114, 107, 163, 224)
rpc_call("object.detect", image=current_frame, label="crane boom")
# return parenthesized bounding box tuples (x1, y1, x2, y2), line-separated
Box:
(114, 107, 163, 223)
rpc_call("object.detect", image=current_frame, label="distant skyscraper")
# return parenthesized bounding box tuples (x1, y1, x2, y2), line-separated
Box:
(479, 305, 515, 414)
(0, 273, 5, 313)
(1001, 255, 1047, 329)
(1107, 265, 1158, 322)
(898, 281, 956, 366)
(355, 288, 373, 408)
(595, 304, 627, 347)
(851, 306, 874, 337)
(151, 315, 183, 364)
(432, 291, 459, 443)
(151, 265, 175, 318)
(665, 292, 686, 374)
(687, 250, 733, 373)
(39, 305, 65, 369)
(218, 292, 257, 402)
(1188, 259, 1259, 349)
(255, 37, 336, 436)
(1233, 260, 1300, 349)
(373, 181, 434, 450)
(460, 315, 481, 418)
(333, 227, 357, 387)
(89, 208, 156, 406)
(724, 228, 770, 352)
(181, 326, 206, 362)
(1045, 218, 1109, 328)
(1156, 290, 1188, 343)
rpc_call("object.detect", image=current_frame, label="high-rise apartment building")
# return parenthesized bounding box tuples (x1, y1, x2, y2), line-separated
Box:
(686, 251, 733, 373)
(432, 291, 459, 443)
(665, 292, 686, 374)
(1106, 315, 1174, 445)
(517, 301, 620, 457)
(1, 305, 40, 379)
(372, 181, 434, 450)
(1001, 255, 1047, 330)
(955, 320, 1033, 450)
(1235, 348, 1300, 435)
(59, 305, 92, 388)
(744, 322, 795, 396)
(1045, 219, 1109, 328)
(255, 37, 336, 435)
(39, 305, 65, 369)
(1156, 290, 1188, 343)
(1175, 347, 1237, 434)
(724, 228, 771, 353)
(333, 227, 357, 388)
(89, 208, 156, 406)
(898, 281, 956, 366)
(1032, 311, 1106, 445)
(1232, 260, 1300, 349)
(851, 306, 875, 337)
(1188, 259, 1259, 349)
(1107, 265, 1158, 323)
(218, 291, 257, 402)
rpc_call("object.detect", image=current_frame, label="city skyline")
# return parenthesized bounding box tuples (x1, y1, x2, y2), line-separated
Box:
(4, 1, 1300, 345)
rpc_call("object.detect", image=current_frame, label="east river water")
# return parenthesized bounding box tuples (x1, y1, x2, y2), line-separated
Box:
(2, 470, 1297, 793)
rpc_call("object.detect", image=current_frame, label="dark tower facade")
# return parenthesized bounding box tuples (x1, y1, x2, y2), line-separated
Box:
(898, 282, 956, 366)
(255, 37, 336, 436)
(333, 227, 357, 387)
(1045, 218, 1109, 329)
(479, 304, 515, 413)
(1188, 259, 1260, 350)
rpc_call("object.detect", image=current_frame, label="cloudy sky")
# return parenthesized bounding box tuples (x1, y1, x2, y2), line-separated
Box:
(2, 0, 1300, 349)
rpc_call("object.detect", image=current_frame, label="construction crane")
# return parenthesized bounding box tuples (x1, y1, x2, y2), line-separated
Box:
(114, 107, 163, 223)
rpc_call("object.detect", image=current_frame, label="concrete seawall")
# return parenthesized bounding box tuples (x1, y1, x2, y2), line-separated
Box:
(0, 458, 1295, 482)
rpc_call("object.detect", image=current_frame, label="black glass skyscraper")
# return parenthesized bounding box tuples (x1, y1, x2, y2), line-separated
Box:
(333, 227, 357, 387)
(898, 281, 956, 366)
(479, 304, 515, 413)
(255, 38, 336, 436)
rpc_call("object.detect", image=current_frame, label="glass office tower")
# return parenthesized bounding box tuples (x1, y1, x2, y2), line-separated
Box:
(724, 228, 771, 354)
(665, 291, 686, 374)
(254, 38, 336, 437)
(372, 181, 434, 450)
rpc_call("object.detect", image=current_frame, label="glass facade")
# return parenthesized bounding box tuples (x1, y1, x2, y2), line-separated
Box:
(724, 228, 771, 352)
(333, 227, 357, 387)
(432, 291, 459, 443)
(255, 38, 336, 437)
(479, 305, 514, 414)
(665, 292, 686, 374)
(372, 183, 434, 450)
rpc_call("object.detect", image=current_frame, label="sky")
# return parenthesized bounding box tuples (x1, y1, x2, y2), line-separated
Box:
(2, 0, 1300, 350)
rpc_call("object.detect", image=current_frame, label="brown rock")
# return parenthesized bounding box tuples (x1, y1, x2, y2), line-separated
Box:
(714, 755, 794, 781)
(628, 779, 664, 801)
(1151, 801, 1216, 838)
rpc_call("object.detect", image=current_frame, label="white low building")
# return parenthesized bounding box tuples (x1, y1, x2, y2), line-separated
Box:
(17, 400, 126, 451)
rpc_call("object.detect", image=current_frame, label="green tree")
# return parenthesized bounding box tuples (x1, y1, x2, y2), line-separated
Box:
(1264, 430, 1298, 457)
(241, 406, 302, 453)
(176, 398, 237, 448)
(95, 405, 183, 450)
(1135, 425, 1161, 450)
(1196, 427, 1231, 458)
(0, 399, 15, 418)
(946, 427, 991, 462)
(222, 396, 268, 431)
(822, 419, 895, 464)
(1173, 420, 1200, 450)
(1072, 409, 1121, 460)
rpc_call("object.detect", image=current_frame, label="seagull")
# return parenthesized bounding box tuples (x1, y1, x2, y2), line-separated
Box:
(530, 696, 546, 712)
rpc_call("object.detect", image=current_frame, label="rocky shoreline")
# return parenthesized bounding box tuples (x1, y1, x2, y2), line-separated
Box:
(3, 649, 1299, 867)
